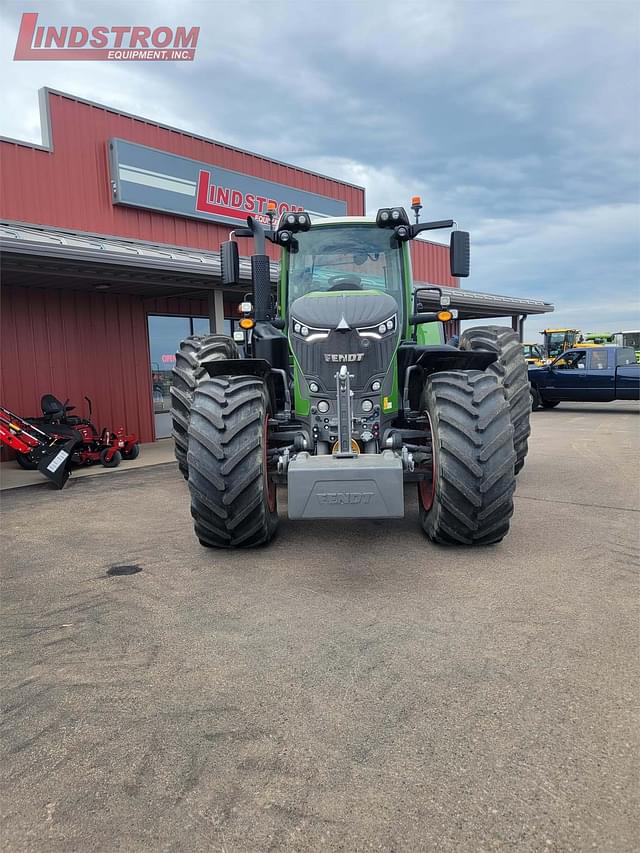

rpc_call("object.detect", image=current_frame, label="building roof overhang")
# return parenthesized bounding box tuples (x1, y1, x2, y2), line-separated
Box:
(1, 222, 554, 318)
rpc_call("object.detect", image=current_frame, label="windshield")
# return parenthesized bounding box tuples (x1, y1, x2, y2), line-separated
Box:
(287, 224, 404, 322)
(546, 332, 572, 356)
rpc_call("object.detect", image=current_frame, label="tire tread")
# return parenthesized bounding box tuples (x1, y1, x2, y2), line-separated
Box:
(170, 334, 238, 478)
(459, 326, 531, 474)
(187, 376, 278, 549)
(420, 370, 516, 545)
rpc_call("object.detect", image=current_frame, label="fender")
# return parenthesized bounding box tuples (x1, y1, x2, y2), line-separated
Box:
(201, 358, 289, 416)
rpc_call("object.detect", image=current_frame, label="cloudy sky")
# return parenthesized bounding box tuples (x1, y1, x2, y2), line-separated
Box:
(1, 0, 639, 335)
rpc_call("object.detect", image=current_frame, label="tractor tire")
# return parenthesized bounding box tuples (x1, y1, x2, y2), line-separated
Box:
(121, 443, 140, 460)
(418, 370, 516, 546)
(15, 452, 38, 471)
(459, 326, 531, 475)
(187, 375, 278, 549)
(170, 334, 239, 480)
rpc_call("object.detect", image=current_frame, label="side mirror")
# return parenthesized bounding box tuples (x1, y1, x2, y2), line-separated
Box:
(221, 240, 240, 286)
(450, 231, 470, 278)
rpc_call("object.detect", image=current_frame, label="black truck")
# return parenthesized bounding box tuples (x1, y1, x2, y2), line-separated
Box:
(528, 346, 640, 409)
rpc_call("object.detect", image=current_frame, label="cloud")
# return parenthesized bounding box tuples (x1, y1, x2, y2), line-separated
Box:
(0, 0, 638, 335)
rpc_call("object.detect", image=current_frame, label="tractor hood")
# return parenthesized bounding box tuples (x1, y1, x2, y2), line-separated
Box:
(290, 291, 398, 330)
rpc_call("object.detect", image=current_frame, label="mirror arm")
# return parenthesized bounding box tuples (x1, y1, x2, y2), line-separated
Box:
(410, 219, 454, 238)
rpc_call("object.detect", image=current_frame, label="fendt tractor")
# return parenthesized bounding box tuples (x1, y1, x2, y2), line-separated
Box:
(170, 201, 531, 548)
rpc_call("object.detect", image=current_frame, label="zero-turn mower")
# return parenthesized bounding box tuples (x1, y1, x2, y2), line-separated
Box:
(1, 394, 140, 487)
(0, 407, 79, 489)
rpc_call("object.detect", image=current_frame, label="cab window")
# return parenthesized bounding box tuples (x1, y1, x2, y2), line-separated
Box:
(555, 352, 586, 370)
(589, 350, 608, 370)
(616, 348, 635, 365)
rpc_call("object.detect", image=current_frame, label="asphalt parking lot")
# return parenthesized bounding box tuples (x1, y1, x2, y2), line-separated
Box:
(2, 401, 639, 852)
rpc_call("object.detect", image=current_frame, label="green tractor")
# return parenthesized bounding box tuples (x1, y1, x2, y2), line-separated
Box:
(170, 204, 530, 548)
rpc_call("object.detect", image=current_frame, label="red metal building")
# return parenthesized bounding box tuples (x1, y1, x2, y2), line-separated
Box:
(1, 89, 458, 444)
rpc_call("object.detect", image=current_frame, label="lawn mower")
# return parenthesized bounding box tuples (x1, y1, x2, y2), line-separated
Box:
(0, 407, 78, 489)
(170, 198, 531, 549)
(1, 395, 140, 486)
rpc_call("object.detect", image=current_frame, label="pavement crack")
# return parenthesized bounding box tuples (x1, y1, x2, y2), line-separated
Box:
(515, 494, 640, 513)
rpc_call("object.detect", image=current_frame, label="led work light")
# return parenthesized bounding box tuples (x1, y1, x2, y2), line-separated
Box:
(376, 207, 410, 228)
(278, 211, 311, 233)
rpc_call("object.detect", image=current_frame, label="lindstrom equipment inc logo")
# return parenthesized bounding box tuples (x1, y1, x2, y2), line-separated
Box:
(13, 12, 199, 61)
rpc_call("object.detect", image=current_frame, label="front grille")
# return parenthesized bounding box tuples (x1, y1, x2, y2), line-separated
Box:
(292, 329, 397, 392)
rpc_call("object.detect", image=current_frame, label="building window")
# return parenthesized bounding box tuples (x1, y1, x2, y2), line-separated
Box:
(147, 314, 233, 439)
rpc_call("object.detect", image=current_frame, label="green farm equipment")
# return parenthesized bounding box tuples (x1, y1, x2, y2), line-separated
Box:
(583, 332, 614, 345)
(170, 203, 530, 548)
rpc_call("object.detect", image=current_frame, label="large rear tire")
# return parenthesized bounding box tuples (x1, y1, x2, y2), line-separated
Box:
(187, 376, 278, 549)
(460, 326, 531, 475)
(170, 335, 239, 479)
(418, 370, 516, 545)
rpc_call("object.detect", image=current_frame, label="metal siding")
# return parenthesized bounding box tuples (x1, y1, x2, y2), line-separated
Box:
(0, 92, 365, 259)
(1, 285, 212, 447)
(410, 240, 459, 288)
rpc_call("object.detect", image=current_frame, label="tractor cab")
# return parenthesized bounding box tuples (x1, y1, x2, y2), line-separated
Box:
(541, 328, 582, 359)
(522, 343, 545, 366)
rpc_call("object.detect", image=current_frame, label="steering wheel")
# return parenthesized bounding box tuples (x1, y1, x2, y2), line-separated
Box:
(327, 274, 363, 291)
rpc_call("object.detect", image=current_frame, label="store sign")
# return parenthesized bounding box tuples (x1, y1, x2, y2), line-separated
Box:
(14, 12, 199, 61)
(109, 139, 347, 226)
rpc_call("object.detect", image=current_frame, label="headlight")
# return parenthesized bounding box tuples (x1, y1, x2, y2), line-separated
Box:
(357, 314, 397, 339)
(291, 318, 330, 342)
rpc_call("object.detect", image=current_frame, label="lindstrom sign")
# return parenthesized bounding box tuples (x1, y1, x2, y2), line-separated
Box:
(13, 12, 199, 61)
(109, 139, 347, 226)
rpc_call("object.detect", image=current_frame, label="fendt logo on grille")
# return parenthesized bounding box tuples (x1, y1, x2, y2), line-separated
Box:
(323, 353, 364, 363)
(317, 492, 375, 505)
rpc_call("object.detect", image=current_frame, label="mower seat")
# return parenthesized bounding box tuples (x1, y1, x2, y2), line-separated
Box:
(40, 394, 86, 426)
(40, 394, 66, 422)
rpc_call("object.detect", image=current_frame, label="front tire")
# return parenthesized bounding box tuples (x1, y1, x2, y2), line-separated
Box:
(187, 376, 278, 548)
(170, 335, 239, 479)
(15, 452, 38, 470)
(460, 326, 531, 475)
(419, 370, 516, 545)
